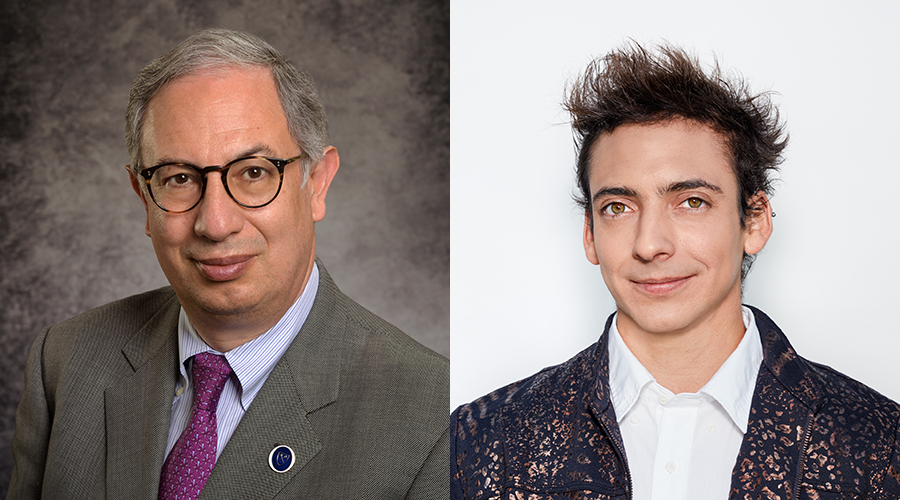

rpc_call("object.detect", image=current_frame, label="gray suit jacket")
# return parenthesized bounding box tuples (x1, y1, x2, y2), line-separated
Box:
(6, 262, 449, 499)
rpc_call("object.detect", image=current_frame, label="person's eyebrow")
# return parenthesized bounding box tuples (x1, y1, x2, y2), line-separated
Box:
(151, 144, 278, 168)
(660, 179, 723, 196)
(592, 186, 637, 205)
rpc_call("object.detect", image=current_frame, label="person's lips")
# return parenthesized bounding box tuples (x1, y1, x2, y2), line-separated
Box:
(194, 255, 255, 282)
(632, 276, 692, 296)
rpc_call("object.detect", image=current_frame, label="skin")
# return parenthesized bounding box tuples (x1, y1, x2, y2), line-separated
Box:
(129, 66, 339, 352)
(582, 119, 772, 394)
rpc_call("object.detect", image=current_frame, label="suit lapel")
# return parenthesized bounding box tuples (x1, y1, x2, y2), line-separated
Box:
(200, 262, 345, 499)
(104, 293, 181, 500)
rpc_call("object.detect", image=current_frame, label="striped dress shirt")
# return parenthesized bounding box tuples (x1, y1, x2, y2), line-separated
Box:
(163, 263, 320, 461)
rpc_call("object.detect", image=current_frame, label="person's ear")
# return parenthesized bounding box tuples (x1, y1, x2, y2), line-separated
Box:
(742, 191, 773, 256)
(308, 146, 340, 222)
(583, 211, 600, 265)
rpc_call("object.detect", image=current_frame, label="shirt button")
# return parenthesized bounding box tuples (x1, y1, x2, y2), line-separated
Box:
(708, 424, 718, 433)
(658, 396, 667, 405)
(665, 461, 677, 473)
(630, 416, 640, 425)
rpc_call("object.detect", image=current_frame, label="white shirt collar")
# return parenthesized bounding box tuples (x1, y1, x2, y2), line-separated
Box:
(607, 306, 763, 433)
(176, 262, 320, 411)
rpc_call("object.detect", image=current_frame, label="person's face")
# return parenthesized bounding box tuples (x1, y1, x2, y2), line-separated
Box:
(582, 120, 771, 337)
(130, 66, 338, 336)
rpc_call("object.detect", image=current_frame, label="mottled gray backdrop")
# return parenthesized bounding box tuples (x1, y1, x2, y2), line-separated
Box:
(0, 0, 449, 493)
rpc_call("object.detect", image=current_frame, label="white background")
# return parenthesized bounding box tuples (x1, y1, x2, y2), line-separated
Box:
(451, 0, 900, 408)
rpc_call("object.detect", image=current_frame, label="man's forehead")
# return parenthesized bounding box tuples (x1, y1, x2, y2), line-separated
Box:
(141, 65, 289, 165)
(586, 120, 736, 192)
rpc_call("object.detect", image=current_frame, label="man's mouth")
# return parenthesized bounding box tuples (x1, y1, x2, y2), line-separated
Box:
(632, 276, 692, 295)
(194, 255, 255, 282)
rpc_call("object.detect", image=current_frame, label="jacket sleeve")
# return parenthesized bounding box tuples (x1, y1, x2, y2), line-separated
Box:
(404, 425, 450, 500)
(450, 407, 464, 500)
(882, 416, 900, 499)
(5, 326, 53, 500)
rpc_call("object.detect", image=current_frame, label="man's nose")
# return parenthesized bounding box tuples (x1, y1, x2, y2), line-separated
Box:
(193, 172, 244, 241)
(632, 208, 675, 262)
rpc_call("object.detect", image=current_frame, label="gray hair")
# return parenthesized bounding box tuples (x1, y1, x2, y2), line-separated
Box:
(125, 28, 328, 181)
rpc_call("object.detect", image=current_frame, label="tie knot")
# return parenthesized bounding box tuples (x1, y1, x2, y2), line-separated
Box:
(191, 352, 232, 410)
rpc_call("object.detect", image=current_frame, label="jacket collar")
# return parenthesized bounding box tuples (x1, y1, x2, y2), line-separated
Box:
(747, 305, 822, 412)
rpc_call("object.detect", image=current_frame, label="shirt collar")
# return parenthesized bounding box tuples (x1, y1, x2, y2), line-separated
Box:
(607, 317, 655, 422)
(698, 306, 762, 433)
(607, 306, 763, 433)
(176, 262, 320, 410)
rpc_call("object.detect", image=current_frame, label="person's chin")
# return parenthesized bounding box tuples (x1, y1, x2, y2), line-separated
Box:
(617, 295, 700, 335)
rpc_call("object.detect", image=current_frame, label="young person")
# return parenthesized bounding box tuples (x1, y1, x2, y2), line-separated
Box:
(451, 43, 900, 500)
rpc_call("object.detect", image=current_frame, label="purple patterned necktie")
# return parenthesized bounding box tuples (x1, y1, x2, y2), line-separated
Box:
(158, 352, 232, 500)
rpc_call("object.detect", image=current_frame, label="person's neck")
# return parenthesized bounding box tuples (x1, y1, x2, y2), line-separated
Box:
(191, 315, 279, 353)
(616, 306, 746, 394)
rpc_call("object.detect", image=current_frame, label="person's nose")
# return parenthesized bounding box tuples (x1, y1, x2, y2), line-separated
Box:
(193, 172, 244, 241)
(632, 207, 675, 262)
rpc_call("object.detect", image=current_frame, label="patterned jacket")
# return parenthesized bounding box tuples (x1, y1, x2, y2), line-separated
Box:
(452, 307, 900, 499)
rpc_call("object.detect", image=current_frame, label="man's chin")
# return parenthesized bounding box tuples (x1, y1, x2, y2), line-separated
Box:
(617, 303, 697, 336)
(177, 287, 261, 319)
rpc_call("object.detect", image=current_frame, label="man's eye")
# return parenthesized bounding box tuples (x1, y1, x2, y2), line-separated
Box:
(240, 166, 270, 181)
(682, 197, 705, 209)
(603, 202, 629, 215)
(166, 173, 196, 187)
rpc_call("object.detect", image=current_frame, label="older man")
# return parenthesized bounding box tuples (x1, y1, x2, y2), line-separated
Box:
(452, 44, 900, 500)
(7, 29, 447, 500)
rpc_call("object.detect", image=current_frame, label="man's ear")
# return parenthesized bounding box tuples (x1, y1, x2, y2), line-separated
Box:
(743, 191, 773, 256)
(127, 166, 152, 237)
(583, 211, 600, 265)
(309, 146, 340, 222)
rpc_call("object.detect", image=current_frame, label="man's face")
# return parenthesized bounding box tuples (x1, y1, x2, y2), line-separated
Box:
(131, 66, 337, 338)
(582, 120, 770, 337)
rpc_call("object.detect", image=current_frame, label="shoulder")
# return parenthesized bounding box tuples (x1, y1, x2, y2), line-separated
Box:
(315, 265, 448, 376)
(306, 266, 448, 420)
(805, 359, 900, 450)
(753, 307, 900, 438)
(798, 361, 900, 494)
(40, 287, 178, 362)
(751, 307, 900, 491)
(808, 360, 900, 422)
(454, 343, 596, 432)
(452, 344, 601, 499)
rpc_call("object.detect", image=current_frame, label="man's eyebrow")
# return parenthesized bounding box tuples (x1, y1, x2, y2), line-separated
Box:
(661, 179, 724, 196)
(151, 144, 278, 168)
(591, 180, 723, 205)
(592, 186, 637, 205)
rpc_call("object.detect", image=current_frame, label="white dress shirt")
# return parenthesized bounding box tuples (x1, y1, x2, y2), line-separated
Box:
(164, 263, 319, 461)
(608, 306, 763, 500)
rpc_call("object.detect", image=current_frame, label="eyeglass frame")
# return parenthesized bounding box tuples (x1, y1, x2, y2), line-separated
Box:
(138, 153, 306, 213)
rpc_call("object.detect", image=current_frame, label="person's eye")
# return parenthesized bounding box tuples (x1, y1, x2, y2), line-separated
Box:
(238, 166, 273, 182)
(681, 197, 706, 209)
(602, 202, 630, 216)
(165, 173, 198, 188)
